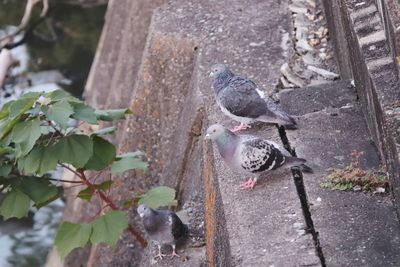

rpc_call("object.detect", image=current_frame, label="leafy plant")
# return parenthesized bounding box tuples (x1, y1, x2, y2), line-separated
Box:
(0, 90, 176, 259)
(321, 150, 388, 192)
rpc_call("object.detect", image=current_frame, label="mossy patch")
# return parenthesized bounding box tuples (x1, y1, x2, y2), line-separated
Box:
(321, 150, 388, 193)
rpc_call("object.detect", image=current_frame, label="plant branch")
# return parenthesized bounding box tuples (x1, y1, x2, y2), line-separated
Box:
(58, 163, 81, 177)
(0, 0, 49, 48)
(40, 176, 83, 184)
(77, 169, 148, 247)
(48, 120, 63, 136)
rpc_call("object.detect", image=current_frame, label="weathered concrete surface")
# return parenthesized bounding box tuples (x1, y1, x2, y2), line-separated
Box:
(84, 0, 167, 109)
(320, 0, 353, 79)
(279, 80, 356, 116)
(283, 82, 400, 266)
(322, 0, 400, 218)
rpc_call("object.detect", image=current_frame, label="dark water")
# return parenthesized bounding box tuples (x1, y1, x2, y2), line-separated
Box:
(0, 0, 107, 96)
(0, 1, 106, 266)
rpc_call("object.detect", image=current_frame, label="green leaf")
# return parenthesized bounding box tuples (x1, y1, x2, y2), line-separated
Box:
(0, 95, 40, 141)
(21, 91, 43, 99)
(71, 102, 98, 124)
(91, 211, 128, 247)
(138, 186, 176, 209)
(0, 189, 31, 219)
(84, 136, 116, 171)
(0, 164, 12, 177)
(9, 95, 38, 119)
(111, 153, 148, 174)
(12, 118, 41, 157)
(53, 135, 93, 168)
(95, 109, 132, 122)
(77, 187, 94, 202)
(18, 145, 58, 175)
(77, 181, 112, 202)
(47, 89, 80, 102)
(55, 222, 92, 259)
(92, 126, 117, 136)
(18, 177, 64, 208)
(0, 146, 12, 155)
(45, 101, 74, 129)
(97, 180, 113, 191)
(40, 126, 53, 135)
(0, 100, 14, 120)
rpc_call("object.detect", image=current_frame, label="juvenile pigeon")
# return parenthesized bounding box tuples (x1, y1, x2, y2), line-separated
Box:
(209, 63, 297, 132)
(205, 124, 311, 190)
(137, 204, 188, 259)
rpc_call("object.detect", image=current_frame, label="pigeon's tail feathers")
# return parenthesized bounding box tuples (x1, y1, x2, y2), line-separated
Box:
(285, 156, 306, 166)
(285, 157, 313, 173)
(182, 223, 189, 236)
(283, 123, 298, 130)
(276, 113, 297, 129)
(281, 115, 297, 130)
(300, 163, 313, 173)
(173, 222, 189, 241)
(258, 112, 297, 129)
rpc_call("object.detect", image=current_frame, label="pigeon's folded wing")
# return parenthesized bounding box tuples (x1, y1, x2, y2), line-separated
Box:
(169, 212, 188, 240)
(219, 77, 270, 118)
(239, 138, 285, 173)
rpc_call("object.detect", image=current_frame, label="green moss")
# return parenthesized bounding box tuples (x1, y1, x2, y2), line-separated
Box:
(322, 150, 388, 192)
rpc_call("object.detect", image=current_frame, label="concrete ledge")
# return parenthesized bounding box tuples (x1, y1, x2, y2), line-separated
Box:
(284, 84, 400, 266)
(323, 0, 400, 216)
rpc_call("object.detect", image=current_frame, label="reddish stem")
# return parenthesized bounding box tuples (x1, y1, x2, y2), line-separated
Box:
(77, 170, 148, 247)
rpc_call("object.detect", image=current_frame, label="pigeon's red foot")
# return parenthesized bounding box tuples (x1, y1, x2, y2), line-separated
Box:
(154, 246, 166, 260)
(154, 252, 167, 260)
(240, 177, 257, 190)
(170, 250, 180, 259)
(231, 123, 251, 132)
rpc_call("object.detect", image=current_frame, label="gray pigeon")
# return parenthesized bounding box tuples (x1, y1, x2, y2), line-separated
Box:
(137, 204, 188, 259)
(209, 63, 297, 132)
(205, 124, 311, 190)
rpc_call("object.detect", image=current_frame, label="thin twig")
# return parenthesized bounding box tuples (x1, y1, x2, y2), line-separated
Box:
(48, 121, 63, 136)
(106, 173, 112, 198)
(19, 175, 82, 184)
(41, 176, 83, 184)
(0, 0, 50, 48)
(77, 170, 148, 247)
(64, 183, 85, 189)
(45, 130, 57, 146)
(58, 163, 80, 177)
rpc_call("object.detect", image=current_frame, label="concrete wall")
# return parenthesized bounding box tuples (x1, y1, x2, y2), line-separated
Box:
(322, 0, 400, 214)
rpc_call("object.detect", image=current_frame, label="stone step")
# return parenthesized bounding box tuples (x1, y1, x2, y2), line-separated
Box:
(282, 81, 400, 266)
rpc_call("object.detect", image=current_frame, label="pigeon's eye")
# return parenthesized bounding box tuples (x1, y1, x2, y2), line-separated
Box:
(213, 129, 216, 132)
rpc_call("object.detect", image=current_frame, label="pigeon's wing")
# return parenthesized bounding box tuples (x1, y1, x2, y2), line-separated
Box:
(239, 138, 286, 173)
(143, 213, 164, 235)
(219, 77, 272, 118)
(167, 212, 188, 240)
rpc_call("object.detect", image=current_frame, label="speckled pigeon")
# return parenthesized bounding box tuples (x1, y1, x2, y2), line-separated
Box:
(137, 204, 188, 259)
(209, 63, 297, 132)
(205, 124, 311, 190)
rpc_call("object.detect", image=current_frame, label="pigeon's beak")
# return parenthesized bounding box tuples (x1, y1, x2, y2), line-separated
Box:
(204, 133, 210, 139)
(209, 71, 213, 77)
